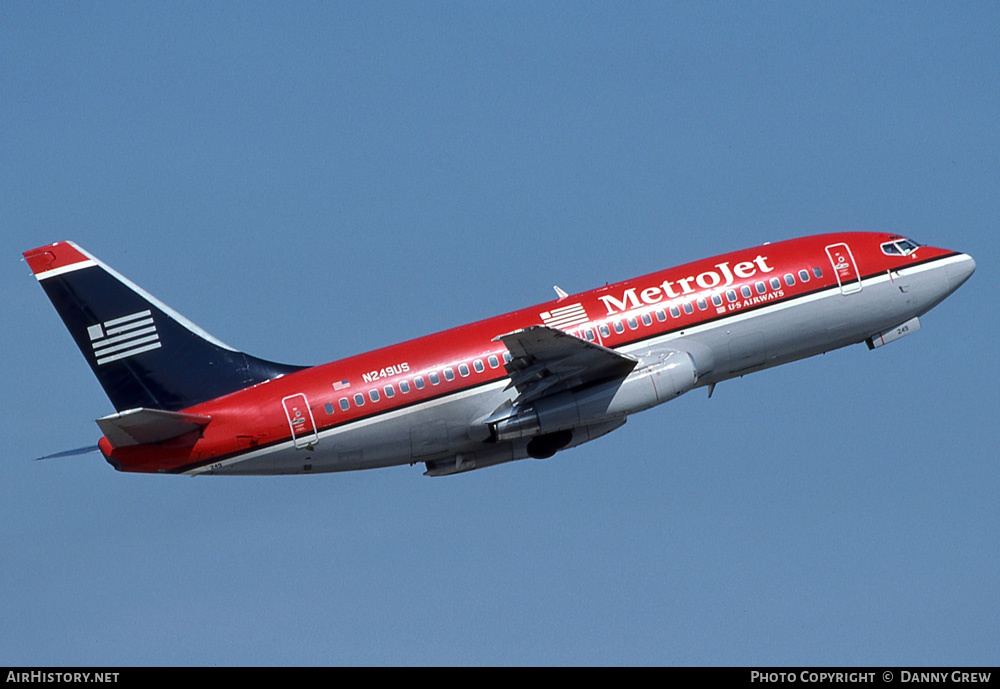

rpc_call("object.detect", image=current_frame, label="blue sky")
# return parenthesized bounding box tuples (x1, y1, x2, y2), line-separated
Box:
(2, 2, 997, 666)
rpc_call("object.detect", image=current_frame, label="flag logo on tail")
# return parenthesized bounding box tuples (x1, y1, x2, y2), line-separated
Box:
(87, 310, 161, 366)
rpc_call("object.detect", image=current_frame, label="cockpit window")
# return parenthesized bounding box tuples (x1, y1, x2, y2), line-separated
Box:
(881, 238, 922, 257)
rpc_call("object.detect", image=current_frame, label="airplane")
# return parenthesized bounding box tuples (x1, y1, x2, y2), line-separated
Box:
(23, 232, 974, 477)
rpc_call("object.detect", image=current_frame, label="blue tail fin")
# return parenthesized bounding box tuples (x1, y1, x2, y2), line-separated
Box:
(24, 241, 304, 412)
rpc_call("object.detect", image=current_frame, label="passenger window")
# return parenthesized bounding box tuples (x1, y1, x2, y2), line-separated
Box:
(473, 359, 484, 373)
(384, 385, 395, 398)
(813, 267, 823, 279)
(443, 367, 454, 381)
(770, 277, 781, 290)
(599, 324, 611, 337)
(798, 269, 809, 282)
(325, 402, 335, 415)
(655, 309, 667, 322)
(741, 285, 752, 298)
(458, 364, 469, 377)
(641, 313, 652, 326)
(414, 376, 425, 390)
(711, 294, 723, 307)
(584, 329, 595, 341)
(683, 302, 694, 315)
(726, 289, 737, 303)
(430, 371, 440, 385)
(400, 380, 411, 394)
(354, 393, 365, 407)
(369, 389, 380, 402)
(339, 397, 350, 411)
(669, 306, 680, 318)
(784, 274, 795, 287)
(627, 317, 638, 330)
(755, 281, 766, 294)
(696, 298, 707, 311)
(503, 352, 512, 364)
(488, 355, 499, 369)
(614, 321, 625, 334)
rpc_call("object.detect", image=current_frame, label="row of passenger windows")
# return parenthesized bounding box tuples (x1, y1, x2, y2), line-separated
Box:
(323, 352, 512, 415)
(580, 267, 824, 341)
(321, 267, 824, 414)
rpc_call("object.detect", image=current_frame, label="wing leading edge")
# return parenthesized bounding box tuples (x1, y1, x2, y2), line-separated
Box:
(494, 325, 637, 405)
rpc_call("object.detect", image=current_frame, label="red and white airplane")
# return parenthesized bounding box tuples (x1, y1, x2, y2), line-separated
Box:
(24, 233, 974, 477)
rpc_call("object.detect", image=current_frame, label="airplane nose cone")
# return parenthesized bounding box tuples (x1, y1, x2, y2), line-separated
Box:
(946, 253, 976, 291)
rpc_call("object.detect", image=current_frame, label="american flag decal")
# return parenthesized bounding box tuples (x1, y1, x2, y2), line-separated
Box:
(333, 379, 350, 391)
(539, 302, 588, 330)
(87, 310, 161, 366)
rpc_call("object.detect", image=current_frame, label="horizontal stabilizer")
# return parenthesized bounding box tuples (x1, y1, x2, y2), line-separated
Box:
(34, 445, 101, 461)
(96, 408, 212, 447)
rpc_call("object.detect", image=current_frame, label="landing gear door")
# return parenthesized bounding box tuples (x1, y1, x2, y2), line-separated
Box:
(825, 243, 862, 294)
(282, 393, 319, 449)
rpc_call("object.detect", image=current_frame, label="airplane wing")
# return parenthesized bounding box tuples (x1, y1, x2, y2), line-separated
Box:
(494, 325, 637, 405)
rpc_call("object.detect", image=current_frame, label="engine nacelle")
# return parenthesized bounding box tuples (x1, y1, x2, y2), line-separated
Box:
(426, 418, 629, 475)
(492, 350, 698, 442)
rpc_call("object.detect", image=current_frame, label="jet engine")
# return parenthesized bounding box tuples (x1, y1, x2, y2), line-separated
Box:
(490, 350, 698, 443)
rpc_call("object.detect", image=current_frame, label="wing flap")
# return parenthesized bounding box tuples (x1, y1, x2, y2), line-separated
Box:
(96, 408, 212, 447)
(494, 325, 637, 404)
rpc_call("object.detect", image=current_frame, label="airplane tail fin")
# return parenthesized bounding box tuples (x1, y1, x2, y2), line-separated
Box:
(23, 241, 304, 412)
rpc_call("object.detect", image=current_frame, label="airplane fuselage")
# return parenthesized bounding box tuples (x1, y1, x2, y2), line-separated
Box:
(75, 232, 972, 477)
